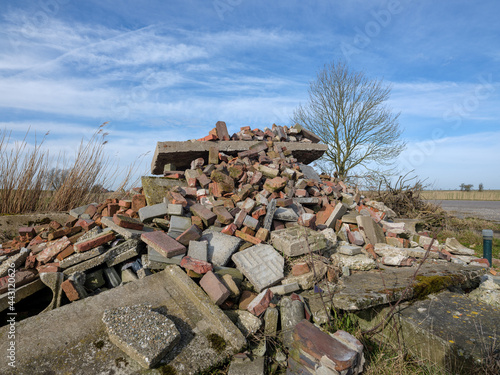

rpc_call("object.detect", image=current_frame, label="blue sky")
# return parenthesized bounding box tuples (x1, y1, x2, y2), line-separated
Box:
(1, 0, 499, 189)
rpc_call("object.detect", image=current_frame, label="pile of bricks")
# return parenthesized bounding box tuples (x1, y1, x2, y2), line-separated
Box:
(195, 121, 321, 143)
(0, 121, 492, 375)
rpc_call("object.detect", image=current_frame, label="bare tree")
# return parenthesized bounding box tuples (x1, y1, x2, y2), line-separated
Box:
(292, 61, 406, 180)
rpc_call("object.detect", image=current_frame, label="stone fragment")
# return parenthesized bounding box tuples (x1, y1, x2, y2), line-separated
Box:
(200, 230, 242, 267)
(325, 202, 347, 228)
(228, 355, 265, 375)
(141, 231, 186, 258)
(0, 249, 30, 278)
(269, 282, 300, 295)
(225, 310, 262, 336)
(102, 304, 181, 368)
(200, 271, 231, 305)
(331, 253, 376, 271)
(264, 307, 279, 337)
(232, 244, 284, 292)
(271, 226, 327, 257)
(121, 268, 138, 283)
(280, 296, 305, 348)
(247, 288, 273, 316)
(445, 237, 475, 256)
(273, 207, 299, 222)
(338, 244, 362, 256)
(356, 216, 386, 245)
(103, 267, 121, 288)
(168, 215, 192, 239)
(59, 246, 106, 269)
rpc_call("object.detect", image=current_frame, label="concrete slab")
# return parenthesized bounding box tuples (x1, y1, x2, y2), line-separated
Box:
(0, 266, 246, 374)
(355, 290, 500, 372)
(232, 244, 284, 292)
(151, 140, 328, 174)
(200, 230, 242, 267)
(141, 176, 187, 206)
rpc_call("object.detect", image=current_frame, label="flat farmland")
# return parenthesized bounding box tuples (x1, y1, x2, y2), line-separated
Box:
(421, 190, 500, 201)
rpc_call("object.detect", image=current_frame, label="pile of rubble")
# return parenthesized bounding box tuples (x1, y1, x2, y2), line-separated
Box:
(0, 121, 495, 374)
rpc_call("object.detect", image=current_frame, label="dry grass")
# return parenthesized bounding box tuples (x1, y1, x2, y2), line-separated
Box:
(422, 190, 500, 201)
(0, 123, 142, 215)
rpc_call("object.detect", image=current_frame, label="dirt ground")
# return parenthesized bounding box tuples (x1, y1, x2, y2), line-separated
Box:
(0, 212, 70, 242)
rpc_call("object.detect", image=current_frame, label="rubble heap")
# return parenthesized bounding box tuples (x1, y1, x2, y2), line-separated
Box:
(0, 121, 494, 374)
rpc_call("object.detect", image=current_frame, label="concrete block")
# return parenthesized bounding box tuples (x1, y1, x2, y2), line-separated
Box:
(168, 215, 192, 238)
(188, 240, 208, 261)
(102, 304, 181, 368)
(356, 215, 386, 245)
(325, 202, 347, 228)
(138, 202, 168, 223)
(103, 267, 121, 288)
(271, 226, 327, 257)
(167, 203, 183, 216)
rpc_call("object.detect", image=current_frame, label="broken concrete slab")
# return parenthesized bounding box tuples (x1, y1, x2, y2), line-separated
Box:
(355, 290, 500, 372)
(0, 266, 246, 374)
(330, 262, 485, 311)
(63, 240, 143, 275)
(445, 237, 476, 256)
(151, 140, 328, 174)
(40, 272, 64, 313)
(232, 244, 284, 292)
(228, 354, 265, 375)
(280, 296, 305, 348)
(224, 309, 262, 336)
(102, 304, 181, 368)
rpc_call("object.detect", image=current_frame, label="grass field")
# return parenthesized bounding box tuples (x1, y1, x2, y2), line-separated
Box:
(421, 190, 500, 201)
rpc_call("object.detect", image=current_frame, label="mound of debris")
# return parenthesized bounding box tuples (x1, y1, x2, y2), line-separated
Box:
(0, 122, 496, 374)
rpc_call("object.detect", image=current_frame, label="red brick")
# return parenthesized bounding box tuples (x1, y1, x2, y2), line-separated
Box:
(240, 226, 255, 236)
(235, 230, 262, 245)
(61, 279, 86, 302)
(0, 270, 37, 294)
(141, 231, 186, 258)
(74, 232, 115, 253)
(292, 320, 359, 372)
(119, 200, 131, 208)
(36, 236, 71, 264)
(24, 254, 37, 269)
(190, 203, 216, 226)
(48, 226, 82, 241)
(191, 216, 204, 230)
(132, 194, 147, 212)
(37, 263, 61, 273)
(292, 262, 310, 276)
(56, 244, 75, 261)
(75, 218, 96, 232)
(364, 244, 378, 259)
(167, 191, 188, 207)
(255, 228, 269, 242)
(176, 224, 202, 246)
(49, 220, 62, 230)
(251, 206, 266, 220)
(263, 177, 288, 193)
(200, 271, 231, 305)
(113, 214, 144, 230)
(222, 223, 237, 236)
(247, 288, 273, 316)
(18, 226, 36, 238)
(180, 256, 213, 274)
